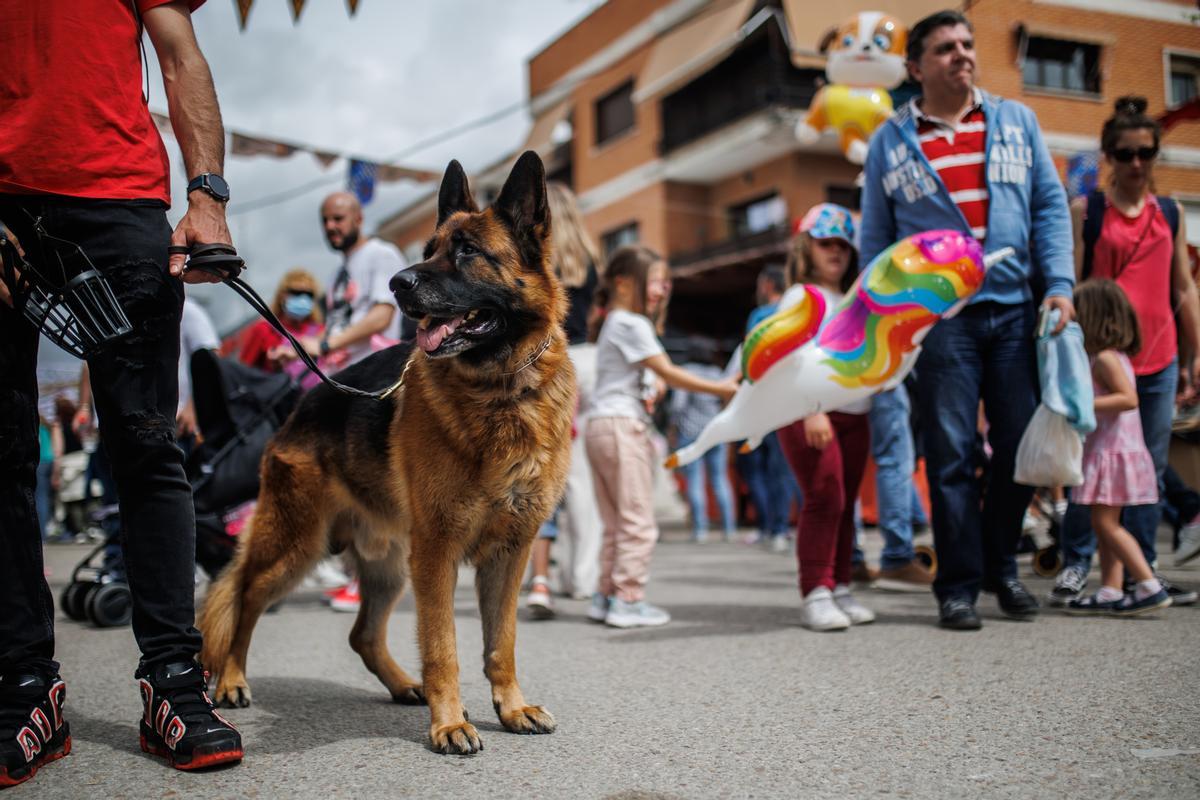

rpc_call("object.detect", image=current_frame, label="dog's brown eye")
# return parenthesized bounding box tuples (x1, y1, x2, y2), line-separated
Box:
(458, 243, 478, 259)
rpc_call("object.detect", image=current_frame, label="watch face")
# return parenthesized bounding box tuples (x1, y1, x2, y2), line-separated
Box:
(207, 173, 230, 200)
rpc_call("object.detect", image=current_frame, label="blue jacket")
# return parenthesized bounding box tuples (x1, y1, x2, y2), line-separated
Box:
(860, 90, 1074, 305)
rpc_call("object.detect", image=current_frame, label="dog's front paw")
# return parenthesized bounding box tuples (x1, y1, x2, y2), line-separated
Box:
(498, 704, 556, 735)
(212, 676, 252, 709)
(430, 721, 483, 755)
(390, 684, 426, 705)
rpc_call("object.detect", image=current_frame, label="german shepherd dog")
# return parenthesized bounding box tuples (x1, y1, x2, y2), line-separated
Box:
(199, 151, 575, 755)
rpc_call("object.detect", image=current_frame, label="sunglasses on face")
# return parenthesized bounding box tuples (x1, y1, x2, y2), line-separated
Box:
(285, 289, 314, 298)
(1111, 146, 1158, 163)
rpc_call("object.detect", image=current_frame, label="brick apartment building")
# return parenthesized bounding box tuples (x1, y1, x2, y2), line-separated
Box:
(377, 0, 1200, 344)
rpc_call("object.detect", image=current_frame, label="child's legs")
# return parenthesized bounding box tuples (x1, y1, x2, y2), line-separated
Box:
(832, 414, 871, 587)
(586, 420, 622, 597)
(678, 440, 706, 534)
(701, 443, 736, 534)
(1092, 504, 1154, 586)
(590, 418, 658, 603)
(776, 420, 845, 596)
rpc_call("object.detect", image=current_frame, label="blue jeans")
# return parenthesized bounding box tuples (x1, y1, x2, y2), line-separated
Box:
(915, 302, 1039, 603)
(869, 384, 916, 569)
(677, 435, 736, 537)
(736, 432, 798, 536)
(1060, 359, 1178, 569)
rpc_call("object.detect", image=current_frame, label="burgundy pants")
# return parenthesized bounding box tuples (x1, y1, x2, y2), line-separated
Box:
(777, 412, 870, 595)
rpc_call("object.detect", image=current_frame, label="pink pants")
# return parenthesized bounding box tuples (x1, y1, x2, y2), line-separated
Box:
(585, 417, 658, 603)
(777, 412, 870, 596)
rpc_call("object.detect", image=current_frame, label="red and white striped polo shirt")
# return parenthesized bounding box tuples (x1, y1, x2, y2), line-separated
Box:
(911, 92, 988, 241)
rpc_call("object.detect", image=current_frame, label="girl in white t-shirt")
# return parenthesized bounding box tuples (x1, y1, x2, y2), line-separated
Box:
(585, 245, 738, 628)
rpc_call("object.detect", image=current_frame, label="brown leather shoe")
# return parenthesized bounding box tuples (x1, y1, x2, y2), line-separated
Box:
(876, 559, 935, 591)
(850, 562, 879, 584)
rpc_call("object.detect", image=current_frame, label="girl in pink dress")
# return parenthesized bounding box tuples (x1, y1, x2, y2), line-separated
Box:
(1068, 280, 1171, 615)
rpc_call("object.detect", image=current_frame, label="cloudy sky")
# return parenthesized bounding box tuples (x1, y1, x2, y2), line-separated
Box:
(40, 0, 603, 382)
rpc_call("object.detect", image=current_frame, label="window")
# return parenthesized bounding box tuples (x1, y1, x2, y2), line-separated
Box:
(1022, 37, 1101, 95)
(601, 222, 639, 258)
(594, 81, 635, 146)
(1168, 53, 1200, 107)
(729, 193, 787, 239)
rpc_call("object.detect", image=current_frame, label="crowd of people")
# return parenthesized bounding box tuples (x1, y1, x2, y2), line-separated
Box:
(2, 1, 1198, 789)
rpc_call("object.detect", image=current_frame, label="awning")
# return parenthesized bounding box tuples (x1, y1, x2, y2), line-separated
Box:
(1015, 21, 1117, 47)
(781, 0, 957, 69)
(521, 97, 572, 156)
(633, 0, 758, 102)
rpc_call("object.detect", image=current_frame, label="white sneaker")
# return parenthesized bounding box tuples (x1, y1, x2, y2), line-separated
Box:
(801, 586, 851, 631)
(1176, 519, 1200, 566)
(604, 598, 671, 628)
(525, 577, 555, 620)
(311, 558, 350, 589)
(832, 585, 875, 625)
(769, 535, 790, 554)
(587, 593, 611, 623)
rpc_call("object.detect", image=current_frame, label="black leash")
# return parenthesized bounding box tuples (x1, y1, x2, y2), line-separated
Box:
(171, 244, 407, 401)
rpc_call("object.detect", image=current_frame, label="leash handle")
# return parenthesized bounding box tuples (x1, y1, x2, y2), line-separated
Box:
(173, 244, 404, 401)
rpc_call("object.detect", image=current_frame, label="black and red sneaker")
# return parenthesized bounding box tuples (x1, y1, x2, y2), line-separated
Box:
(137, 661, 242, 771)
(0, 672, 70, 788)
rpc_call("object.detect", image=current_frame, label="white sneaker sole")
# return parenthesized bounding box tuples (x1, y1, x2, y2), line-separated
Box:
(604, 614, 670, 628)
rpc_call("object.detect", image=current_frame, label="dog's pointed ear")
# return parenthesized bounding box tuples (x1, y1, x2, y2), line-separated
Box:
(437, 159, 478, 226)
(493, 151, 549, 248)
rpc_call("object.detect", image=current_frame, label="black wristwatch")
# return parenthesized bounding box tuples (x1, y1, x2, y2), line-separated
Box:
(187, 172, 230, 203)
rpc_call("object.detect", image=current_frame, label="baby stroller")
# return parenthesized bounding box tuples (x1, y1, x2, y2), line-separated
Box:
(186, 349, 300, 580)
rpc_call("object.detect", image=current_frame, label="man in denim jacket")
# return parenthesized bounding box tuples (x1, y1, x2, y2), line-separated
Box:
(859, 10, 1074, 630)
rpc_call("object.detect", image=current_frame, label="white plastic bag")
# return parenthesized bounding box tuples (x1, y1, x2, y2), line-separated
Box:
(1014, 404, 1084, 487)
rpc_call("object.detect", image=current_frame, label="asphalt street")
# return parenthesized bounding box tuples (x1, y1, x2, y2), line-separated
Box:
(18, 527, 1200, 800)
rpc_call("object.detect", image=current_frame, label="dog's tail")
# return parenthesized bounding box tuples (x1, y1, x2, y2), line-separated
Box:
(199, 528, 250, 674)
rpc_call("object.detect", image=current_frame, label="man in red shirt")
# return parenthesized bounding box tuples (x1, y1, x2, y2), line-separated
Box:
(0, 1, 243, 785)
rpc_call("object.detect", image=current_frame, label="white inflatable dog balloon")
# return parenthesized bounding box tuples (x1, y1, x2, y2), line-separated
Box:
(666, 231, 1012, 468)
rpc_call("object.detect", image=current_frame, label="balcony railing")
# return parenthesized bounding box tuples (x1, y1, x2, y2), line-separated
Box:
(659, 20, 821, 155)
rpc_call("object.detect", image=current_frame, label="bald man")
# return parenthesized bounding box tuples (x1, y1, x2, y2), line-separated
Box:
(303, 191, 406, 365)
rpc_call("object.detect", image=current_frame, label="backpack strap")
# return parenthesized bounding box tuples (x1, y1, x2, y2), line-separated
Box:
(1157, 194, 1180, 242)
(1081, 189, 1107, 281)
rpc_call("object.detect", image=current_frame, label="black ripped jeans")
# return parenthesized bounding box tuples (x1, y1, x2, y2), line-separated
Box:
(0, 195, 202, 676)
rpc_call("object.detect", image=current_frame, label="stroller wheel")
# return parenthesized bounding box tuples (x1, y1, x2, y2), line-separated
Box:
(87, 582, 133, 628)
(914, 544, 938, 578)
(61, 581, 91, 621)
(1033, 546, 1062, 578)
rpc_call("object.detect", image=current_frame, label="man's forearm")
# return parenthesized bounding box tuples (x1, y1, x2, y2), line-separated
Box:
(328, 305, 395, 350)
(161, 48, 224, 180)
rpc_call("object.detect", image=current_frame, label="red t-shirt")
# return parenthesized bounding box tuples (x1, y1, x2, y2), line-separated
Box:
(0, 0, 204, 203)
(239, 319, 322, 374)
(1090, 195, 1177, 376)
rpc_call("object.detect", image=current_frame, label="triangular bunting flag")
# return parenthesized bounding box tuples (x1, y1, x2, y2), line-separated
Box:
(348, 159, 378, 205)
(235, 0, 253, 30)
(230, 133, 297, 158)
(347, 0, 361, 15)
(312, 151, 339, 169)
(376, 164, 438, 183)
(289, 0, 306, 23)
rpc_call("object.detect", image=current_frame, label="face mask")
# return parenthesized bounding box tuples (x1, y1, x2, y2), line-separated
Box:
(284, 294, 314, 320)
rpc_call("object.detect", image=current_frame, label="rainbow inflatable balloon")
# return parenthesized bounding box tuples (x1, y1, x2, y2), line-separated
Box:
(667, 230, 1010, 468)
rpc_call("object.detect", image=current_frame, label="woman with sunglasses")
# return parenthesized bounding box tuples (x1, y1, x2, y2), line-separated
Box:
(238, 268, 325, 373)
(1054, 96, 1200, 608)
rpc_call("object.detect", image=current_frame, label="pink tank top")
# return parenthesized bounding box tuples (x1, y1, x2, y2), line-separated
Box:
(1090, 195, 1176, 376)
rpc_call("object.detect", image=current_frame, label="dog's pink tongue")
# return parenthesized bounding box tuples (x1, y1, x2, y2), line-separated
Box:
(416, 316, 464, 353)
(417, 324, 450, 353)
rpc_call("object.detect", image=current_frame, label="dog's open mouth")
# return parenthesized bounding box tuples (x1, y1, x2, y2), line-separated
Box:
(415, 308, 499, 355)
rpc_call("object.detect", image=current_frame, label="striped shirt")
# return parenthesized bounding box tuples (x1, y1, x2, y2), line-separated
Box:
(911, 92, 988, 241)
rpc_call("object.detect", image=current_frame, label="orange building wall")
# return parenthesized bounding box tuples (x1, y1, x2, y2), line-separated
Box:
(569, 47, 661, 195)
(970, 0, 1200, 150)
(584, 182, 668, 257)
(528, 0, 672, 99)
